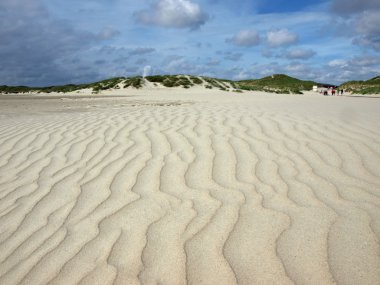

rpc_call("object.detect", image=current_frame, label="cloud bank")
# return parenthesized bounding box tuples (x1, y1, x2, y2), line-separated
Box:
(0, 0, 98, 86)
(331, 0, 380, 51)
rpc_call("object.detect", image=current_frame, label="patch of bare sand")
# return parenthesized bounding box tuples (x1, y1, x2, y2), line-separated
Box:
(0, 92, 379, 285)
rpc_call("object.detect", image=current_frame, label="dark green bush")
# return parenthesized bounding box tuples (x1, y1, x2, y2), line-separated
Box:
(189, 76, 203, 85)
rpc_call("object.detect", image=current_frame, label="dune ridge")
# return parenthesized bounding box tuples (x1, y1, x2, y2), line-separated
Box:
(0, 94, 379, 285)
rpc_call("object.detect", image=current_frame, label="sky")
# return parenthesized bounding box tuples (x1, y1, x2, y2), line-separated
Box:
(0, 0, 379, 86)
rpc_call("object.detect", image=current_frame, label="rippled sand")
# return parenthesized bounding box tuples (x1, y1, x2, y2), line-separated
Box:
(0, 92, 379, 285)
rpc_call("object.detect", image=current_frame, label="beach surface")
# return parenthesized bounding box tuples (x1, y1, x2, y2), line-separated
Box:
(0, 90, 379, 285)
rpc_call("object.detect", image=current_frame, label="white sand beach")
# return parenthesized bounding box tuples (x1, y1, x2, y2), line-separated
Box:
(0, 90, 379, 285)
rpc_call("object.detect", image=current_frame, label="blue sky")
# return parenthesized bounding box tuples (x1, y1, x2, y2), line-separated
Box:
(0, 0, 379, 86)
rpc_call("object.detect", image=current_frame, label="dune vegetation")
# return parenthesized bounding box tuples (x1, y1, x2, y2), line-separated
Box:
(339, 76, 380, 94)
(238, 74, 320, 94)
(1, 74, 379, 94)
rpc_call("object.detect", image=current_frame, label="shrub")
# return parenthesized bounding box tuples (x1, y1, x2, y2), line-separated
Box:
(123, 77, 142, 89)
(189, 76, 203, 85)
(163, 79, 176, 87)
(146, 75, 166, 83)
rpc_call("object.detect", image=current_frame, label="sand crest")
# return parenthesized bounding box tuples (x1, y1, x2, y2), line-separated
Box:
(0, 91, 379, 285)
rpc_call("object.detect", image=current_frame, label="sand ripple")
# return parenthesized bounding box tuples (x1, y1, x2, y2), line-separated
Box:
(0, 98, 379, 285)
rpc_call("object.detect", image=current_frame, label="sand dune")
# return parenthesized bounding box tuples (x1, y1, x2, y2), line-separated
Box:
(0, 92, 379, 285)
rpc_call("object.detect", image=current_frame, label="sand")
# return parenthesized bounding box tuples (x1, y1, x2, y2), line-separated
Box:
(0, 90, 379, 285)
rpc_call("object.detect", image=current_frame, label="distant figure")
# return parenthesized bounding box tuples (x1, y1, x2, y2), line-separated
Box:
(341, 89, 344, 95)
(332, 89, 336, 96)
(324, 90, 328, 96)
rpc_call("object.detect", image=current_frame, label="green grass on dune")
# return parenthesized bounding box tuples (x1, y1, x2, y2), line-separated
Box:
(145, 75, 194, 88)
(237, 74, 319, 94)
(2, 73, 378, 95)
(339, 76, 380, 94)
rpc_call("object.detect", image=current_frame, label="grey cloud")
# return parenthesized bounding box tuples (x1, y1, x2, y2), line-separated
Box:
(94, 59, 107, 65)
(125, 66, 140, 73)
(260, 48, 315, 60)
(285, 48, 316, 60)
(112, 56, 131, 65)
(285, 62, 309, 73)
(0, 0, 99, 86)
(353, 37, 380, 51)
(206, 59, 220, 66)
(356, 11, 380, 37)
(195, 42, 212, 48)
(330, 55, 380, 68)
(134, 0, 209, 30)
(353, 11, 380, 51)
(162, 54, 185, 64)
(217, 51, 243, 61)
(227, 29, 260, 47)
(0, 0, 46, 17)
(261, 49, 274, 58)
(224, 53, 243, 61)
(331, 0, 380, 15)
(129, 47, 156, 56)
(99, 46, 128, 55)
(330, 1, 380, 52)
(135, 58, 149, 65)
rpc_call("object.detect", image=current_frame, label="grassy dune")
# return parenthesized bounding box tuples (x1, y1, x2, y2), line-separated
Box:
(238, 74, 319, 94)
(1, 74, 379, 94)
(340, 76, 380, 94)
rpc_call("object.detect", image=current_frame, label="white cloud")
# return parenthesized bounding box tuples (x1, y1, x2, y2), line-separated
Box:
(227, 29, 260, 47)
(267, 29, 298, 47)
(328, 59, 347, 67)
(134, 0, 209, 29)
(286, 48, 316, 60)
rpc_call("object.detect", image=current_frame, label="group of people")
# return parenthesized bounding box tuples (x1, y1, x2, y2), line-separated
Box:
(323, 88, 344, 96)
